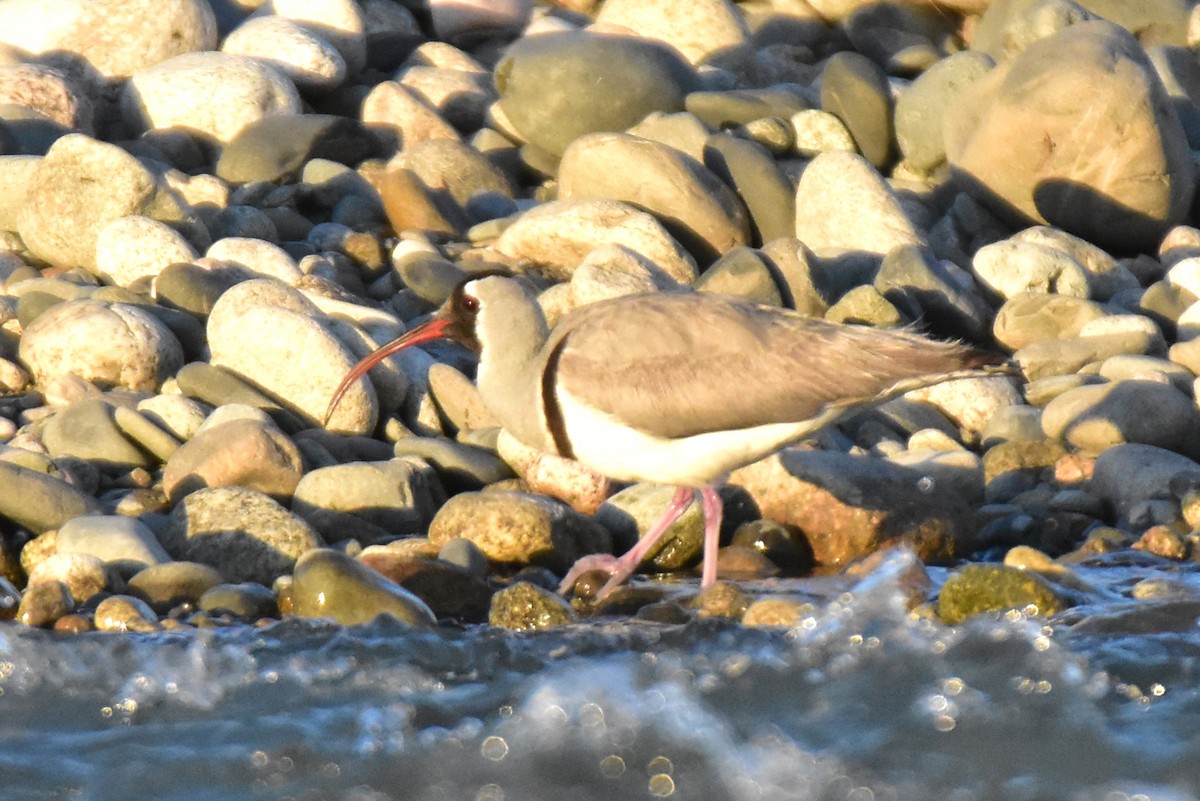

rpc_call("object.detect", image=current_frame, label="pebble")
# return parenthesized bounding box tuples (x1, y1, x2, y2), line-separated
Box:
(494, 30, 698, 157)
(0, 63, 93, 132)
(427, 491, 611, 573)
(20, 300, 183, 392)
(358, 547, 493, 622)
(17, 580, 74, 628)
(487, 581, 575, 631)
(216, 114, 376, 185)
(703, 132, 796, 245)
(26, 552, 109, 603)
(94, 595, 162, 632)
(290, 547, 435, 627)
(289, 459, 441, 544)
(0, 461, 102, 534)
(894, 50, 993, 173)
(41, 398, 157, 471)
(742, 597, 815, 628)
(162, 418, 305, 502)
(820, 51, 893, 168)
(493, 199, 698, 284)
(938, 563, 1065, 624)
(220, 15, 347, 92)
(122, 52, 301, 144)
(361, 81, 461, 152)
(127, 561, 224, 608)
(392, 437, 513, 490)
(56, 514, 170, 570)
(794, 151, 923, 259)
(197, 582, 279, 619)
(1041, 379, 1200, 461)
(593, 484, 705, 573)
(95, 216, 200, 288)
(558, 132, 751, 264)
(1091, 444, 1200, 524)
(160, 486, 325, 585)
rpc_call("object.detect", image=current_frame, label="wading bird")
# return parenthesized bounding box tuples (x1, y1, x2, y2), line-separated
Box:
(326, 274, 1002, 601)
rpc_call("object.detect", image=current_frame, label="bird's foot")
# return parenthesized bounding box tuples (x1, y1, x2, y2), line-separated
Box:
(558, 553, 640, 602)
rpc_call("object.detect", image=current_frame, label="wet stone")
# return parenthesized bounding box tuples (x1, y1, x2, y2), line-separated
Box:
(692, 581, 751, 620)
(198, 582, 278, 619)
(938, 563, 1066, 624)
(742, 597, 816, 628)
(488, 580, 576, 631)
(290, 548, 436, 627)
(93, 594, 162, 633)
(17, 580, 73, 628)
(358, 547, 493, 623)
(26, 552, 109, 604)
(161, 486, 325, 585)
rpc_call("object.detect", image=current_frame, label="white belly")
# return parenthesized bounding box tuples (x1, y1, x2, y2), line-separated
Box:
(557, 387, 833, 486)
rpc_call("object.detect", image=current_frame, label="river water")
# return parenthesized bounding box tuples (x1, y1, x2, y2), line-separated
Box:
(2, 552, 1198, 801)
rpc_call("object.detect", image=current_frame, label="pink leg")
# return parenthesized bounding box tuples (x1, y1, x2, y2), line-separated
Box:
(699, 486, 723, 589)
(559, 486, 696, 600)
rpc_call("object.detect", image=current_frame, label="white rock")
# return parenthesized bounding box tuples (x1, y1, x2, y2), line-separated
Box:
(0, 0, 88, 56)
(19, 300, 183, 392)
(221, 14, 346, 91)
(0, 155, 41, 233)
(404, 41, 488, 74)
(595, 0, 749, 65)
(794, 151, 924, 258)
(905, 376, 1025, 446)
(137, 393, 210, 441)
(95, 216, 199, 287)
(206, 279, 376, 433)
(26, 552, 108, 602)
(970, 240, 1091, 299)
(123, 51, 301, 144)
(791, 109, 857, 158)
(57, 515, 171, 569)
(17, 134, 161, 271)
(206, 237, 303, 282)
(495, 198, 698, 284)
(60, 0, 217, 78)
(266, 0, 366, 76)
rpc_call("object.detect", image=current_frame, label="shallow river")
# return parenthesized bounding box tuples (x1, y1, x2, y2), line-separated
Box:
(3, 553, 1199, 801)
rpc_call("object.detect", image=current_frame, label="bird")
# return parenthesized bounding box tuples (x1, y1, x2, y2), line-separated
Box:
(324, 273, 1005, 601)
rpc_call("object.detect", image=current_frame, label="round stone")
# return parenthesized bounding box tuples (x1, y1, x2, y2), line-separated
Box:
(221, 14, 347, 91)
(494, 199, 698, 284)
(290, 547, 436, 626)
(215, 113, 376, 184)
(0, 63, 92, 132)
(270, 0, 367, 76)
(17, 134, 161, 270)
(488, 581, 575, 630)
(162, 418, 305, 502)
(289, 458, 441, 544)
(56, 514, 170, 570)
(26, 551, 109, 603)
(95, 215, 199, 288)
(122, 51, 301, 144)
(895, 50, 994, 173)
(594, 0, 750, 66)
(205, 238, 302, 282)
(1041, 380, 1200, 458)
(558, 132, 750, 264)
(820, 51, 893, 168)
(94, 595, 162, 632)
(127, 561, 224, 607)
(702, 132, 796, 245)
(161, 486, 324, 585)
(939, 563, 1064, 624)
(42, 398, 158, 470)
(494, 30, 698, 157)
(427, 491, 611, 572)
(993, 292, 1108, 350)
(0, 461, 102, 534)
(198, 582, 279, 619)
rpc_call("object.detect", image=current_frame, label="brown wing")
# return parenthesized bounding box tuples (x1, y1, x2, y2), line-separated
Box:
(549, 292, 991, 440)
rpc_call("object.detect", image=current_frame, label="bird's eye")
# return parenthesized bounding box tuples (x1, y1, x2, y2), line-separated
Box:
(461, 294, 480, 314)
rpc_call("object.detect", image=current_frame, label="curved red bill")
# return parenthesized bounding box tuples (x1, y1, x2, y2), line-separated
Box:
(322, 317, 453, 427)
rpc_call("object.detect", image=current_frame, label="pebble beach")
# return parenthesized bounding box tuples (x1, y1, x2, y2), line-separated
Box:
(0, 0, 1196, 648)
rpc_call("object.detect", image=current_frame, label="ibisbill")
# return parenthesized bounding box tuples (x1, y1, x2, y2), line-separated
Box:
(325, 273, 1004, 601)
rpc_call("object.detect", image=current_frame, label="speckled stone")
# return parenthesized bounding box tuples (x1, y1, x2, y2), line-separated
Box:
(198, 581, 278, 619)
(488, 580, 576, 630)
(161, 486, 325, 585)
(290, 547, 435, 626)
(17, 580, 74, 628)
(95, 216, 199, 288)
(939, 563, 1065, 624)
(26, 552, 109, 603)
(427, 491, 611, 572)
(221, 15, 347, 91)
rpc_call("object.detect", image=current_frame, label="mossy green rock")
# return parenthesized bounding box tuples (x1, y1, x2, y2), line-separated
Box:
(939, 563, 1065, 624)
(488, 581, 576, 631)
